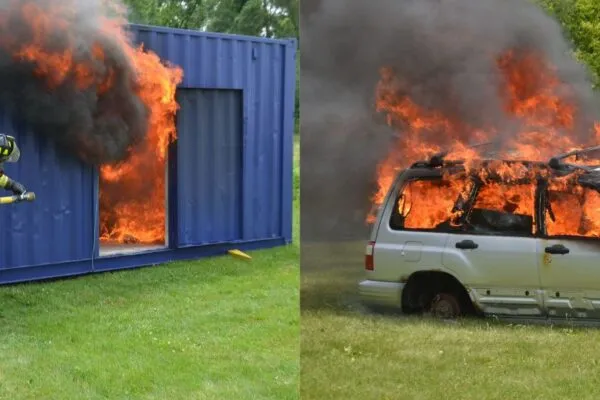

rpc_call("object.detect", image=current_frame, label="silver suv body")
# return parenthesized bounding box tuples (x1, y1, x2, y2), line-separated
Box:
(358, 151, 600, 322)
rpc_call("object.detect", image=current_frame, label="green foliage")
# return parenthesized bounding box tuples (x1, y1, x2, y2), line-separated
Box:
(123, 0, 202, 28)
(537, 0, 600, 87)
(204, 0, 298, 38)
(269, 0, 299, 38)
(123, 0, 298, 38)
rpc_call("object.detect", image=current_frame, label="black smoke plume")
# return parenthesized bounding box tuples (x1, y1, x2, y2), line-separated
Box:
(0, 0, 148, 165)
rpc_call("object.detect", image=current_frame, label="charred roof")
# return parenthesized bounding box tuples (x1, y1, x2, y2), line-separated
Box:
(406, 145, 600, 191)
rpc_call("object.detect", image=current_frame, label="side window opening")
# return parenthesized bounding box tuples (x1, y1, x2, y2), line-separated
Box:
(389, 176, 467, 231)
(545, 185, 600, 238)
(463, 182, 535, 236)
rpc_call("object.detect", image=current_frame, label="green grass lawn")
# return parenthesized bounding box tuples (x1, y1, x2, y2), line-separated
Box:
(302, 311, 600, 400)
(301, 242, 600, 400)
(0, 137, 300, 400)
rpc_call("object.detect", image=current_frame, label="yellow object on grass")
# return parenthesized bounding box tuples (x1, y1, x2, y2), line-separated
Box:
(228, 249, 252, 260)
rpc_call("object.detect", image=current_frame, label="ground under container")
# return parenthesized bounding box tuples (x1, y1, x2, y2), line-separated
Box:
(0, 24, 297, 284)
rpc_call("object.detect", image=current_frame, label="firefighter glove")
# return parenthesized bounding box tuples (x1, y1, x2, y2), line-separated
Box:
(6, 178, 25, 195)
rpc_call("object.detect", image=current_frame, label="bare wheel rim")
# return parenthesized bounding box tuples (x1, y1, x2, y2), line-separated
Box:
(431, 294, 460, 319)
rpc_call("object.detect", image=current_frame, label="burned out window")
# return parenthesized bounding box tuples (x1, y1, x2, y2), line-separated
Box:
(389, 177, 467, 231)
(545, 186, 600, 238)
(463, 182, 535, 236)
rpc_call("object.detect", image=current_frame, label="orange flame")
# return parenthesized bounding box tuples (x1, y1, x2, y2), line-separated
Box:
(99, 42, 182, 244)
(97, 17, 183, 245)
(370, 50, 600, 237)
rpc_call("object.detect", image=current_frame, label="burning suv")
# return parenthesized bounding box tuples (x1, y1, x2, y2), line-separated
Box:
(359, 145, 600, 322)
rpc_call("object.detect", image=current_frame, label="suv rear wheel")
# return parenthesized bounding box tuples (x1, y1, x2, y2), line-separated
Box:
(402, 271, 475, 319)
(429, 292, 461, 319)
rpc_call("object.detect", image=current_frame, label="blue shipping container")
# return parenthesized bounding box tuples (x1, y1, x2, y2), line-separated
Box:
(0, 24, 297, 284)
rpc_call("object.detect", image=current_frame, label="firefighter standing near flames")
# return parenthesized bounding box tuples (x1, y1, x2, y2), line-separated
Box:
(0, 134, 26, 195)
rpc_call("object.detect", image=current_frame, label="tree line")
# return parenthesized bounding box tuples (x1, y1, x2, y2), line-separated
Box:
(538, 0, 600, 88)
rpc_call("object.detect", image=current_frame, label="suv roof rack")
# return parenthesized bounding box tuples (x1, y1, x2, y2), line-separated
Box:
(410, 141, 498, 169)
(548, 145, 600, 172)
(411, 141, 496, 168)
(409, 143, 600, 175)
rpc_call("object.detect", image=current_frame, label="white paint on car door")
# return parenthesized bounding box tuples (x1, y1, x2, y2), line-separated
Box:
(443, 233, 542, 316)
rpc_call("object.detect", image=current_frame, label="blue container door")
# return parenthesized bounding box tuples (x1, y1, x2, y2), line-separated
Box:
(174, 88, 244, 246)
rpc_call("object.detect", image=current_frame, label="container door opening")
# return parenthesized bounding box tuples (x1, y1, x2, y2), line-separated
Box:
(97, 142, 170, 256)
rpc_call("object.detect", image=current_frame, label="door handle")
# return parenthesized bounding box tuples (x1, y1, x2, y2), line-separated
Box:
(456, 240, 478, 250)
(545, 244, 569, 255)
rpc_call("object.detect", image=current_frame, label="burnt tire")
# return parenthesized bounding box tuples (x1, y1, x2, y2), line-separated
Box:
(429, 292, 461, 319)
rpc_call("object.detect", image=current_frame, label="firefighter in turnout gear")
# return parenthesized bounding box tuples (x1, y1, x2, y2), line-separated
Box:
(0, 134, 26, 195)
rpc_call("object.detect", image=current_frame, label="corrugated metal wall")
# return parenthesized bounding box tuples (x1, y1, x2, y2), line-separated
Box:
(0, 118, 96, 270)
(0, 24, 296, 281)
